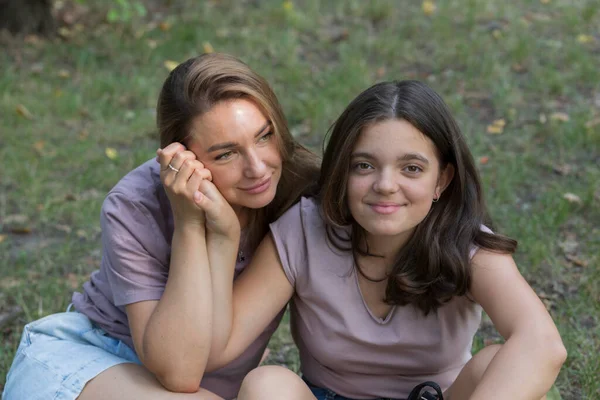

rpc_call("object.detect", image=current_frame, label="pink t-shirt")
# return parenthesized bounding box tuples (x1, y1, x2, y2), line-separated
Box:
(270, 197, 482, 399)
(72, 159, 283, 400)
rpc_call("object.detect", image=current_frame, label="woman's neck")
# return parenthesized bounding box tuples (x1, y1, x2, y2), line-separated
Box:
(233, 205, 249, 229)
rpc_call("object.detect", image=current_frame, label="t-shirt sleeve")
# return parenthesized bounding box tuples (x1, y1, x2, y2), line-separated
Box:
(469, 225, 494, 259)
(269, 200, 309, 288)
(101, 192, 170, 306)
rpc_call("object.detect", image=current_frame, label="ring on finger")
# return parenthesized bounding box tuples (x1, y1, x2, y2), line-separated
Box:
(167, 163, 180, 173)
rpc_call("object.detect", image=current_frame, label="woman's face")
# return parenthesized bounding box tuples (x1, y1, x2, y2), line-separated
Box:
(346, 119, 452, 247)
(187, 98, 282, 218)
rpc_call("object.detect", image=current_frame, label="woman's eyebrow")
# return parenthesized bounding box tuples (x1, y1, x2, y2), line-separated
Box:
(207, 121, 271, 153)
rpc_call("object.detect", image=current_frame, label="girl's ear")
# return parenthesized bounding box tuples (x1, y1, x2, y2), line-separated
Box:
(436, 163, 455, 197)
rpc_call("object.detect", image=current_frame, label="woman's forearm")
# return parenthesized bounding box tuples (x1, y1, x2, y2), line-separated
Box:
(468, 332, 567, 400)
(206, 232, 238, 362)
(141, 223, 213, 391)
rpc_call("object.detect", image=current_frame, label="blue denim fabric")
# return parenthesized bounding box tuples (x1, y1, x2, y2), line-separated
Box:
(302, 376, 402, 400)
(3, 311, 141, 400)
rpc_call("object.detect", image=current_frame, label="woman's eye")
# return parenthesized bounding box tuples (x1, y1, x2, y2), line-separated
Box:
(258, 131, 273, 143)
(216, 151, 233, 161)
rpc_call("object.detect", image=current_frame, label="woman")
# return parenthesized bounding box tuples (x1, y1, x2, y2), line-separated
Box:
(201, 80, 567, 399)
(3, 53, 320, 400)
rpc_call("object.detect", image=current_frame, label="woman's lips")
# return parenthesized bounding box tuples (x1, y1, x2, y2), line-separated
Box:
(241, 177, 271, 194)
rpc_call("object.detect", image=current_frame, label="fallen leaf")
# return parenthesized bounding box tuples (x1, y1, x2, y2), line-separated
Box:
(565, 254, 588, 267)
(422, 1, 436, 16)
(66, 273, 81, 289)
(539, 113, 547, 124)
(57, 69, 71, 79)
(577, 34, 594, 44)
(55, 224, 72, 234)
(164, 60, 179, 71)
(33, 140, 46, 154)
(0, 277, 21, 289)
(552, 164, 571, 176)
(203, 41, 214, 54)
(11, 226, 32, 234)
(479, 156, 490, 165)
(30, 63, 44, 74)
(511, 63, 527, 73)
(105, 147, 118, 160)
(492, 29, 502, 39)
(563, 192, 582, 204)
(486, 119, 506, 134)
(558, 239, 578, 258)
(540, 0, 550, 4)
(584, 117, 600, 129)
(159, 21, 171, 32)
(147, 39, 158, 49)
(16, 104, 34, 119)
(376, 67, 386, 78)
(0, 234, 6, 244)
(58, 26, 73, 38)
(283, 1, 293, 11)
(3, 214, 28, 225)
(550, 112, 570, 122)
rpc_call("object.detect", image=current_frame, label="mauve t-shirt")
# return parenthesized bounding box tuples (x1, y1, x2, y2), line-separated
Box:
(72, 159, 284, 400)
(270, 197, 482, 399)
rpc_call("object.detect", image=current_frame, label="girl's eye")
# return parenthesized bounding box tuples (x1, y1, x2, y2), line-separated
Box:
(354, 162, 373, 171)
(404, 165, 423, 173)
(215, 151, 234, 161)
(258, 131, 273, 143)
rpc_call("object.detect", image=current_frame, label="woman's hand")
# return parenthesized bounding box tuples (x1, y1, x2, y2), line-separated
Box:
(157, 143, 212, 226)
(194, 179, 241, 240)
(157, 143, 239, 239)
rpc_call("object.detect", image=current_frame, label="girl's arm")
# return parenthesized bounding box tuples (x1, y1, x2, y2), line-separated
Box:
(126, 145, 218, 393)
(468, 249, 567, 400)
(206, 234, 295, 371)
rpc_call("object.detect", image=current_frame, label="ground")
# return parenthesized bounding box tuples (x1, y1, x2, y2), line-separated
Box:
(0, 1, 598, 398)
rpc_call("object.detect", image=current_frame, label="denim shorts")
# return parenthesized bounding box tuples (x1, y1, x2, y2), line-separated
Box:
(2, 310, 141, 400)
(302, 376, 402, 400)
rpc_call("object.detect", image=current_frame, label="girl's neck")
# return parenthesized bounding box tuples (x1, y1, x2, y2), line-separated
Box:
(363, 229, 413, 261)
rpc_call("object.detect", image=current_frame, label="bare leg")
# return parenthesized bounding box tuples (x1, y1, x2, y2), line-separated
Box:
(237, 366, 316, 400)
(444, 345, 546, 400)
(78, 363, 223, 400)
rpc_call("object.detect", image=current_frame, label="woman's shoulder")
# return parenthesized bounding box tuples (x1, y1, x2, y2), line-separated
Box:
(102, 159, 169, 221)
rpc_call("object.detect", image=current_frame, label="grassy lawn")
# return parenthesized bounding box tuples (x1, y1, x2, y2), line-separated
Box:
(1, 1, 598, 398)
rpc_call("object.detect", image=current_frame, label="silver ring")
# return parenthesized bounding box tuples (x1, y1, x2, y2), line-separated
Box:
(167, 163, 179, 173)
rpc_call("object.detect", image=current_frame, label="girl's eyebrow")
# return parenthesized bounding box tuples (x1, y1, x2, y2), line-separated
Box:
(350, 151, 429, 164)
(398, 152, 429, 164)
(207, 121, 271, 153)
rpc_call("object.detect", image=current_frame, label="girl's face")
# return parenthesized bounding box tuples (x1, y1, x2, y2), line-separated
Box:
(347, 119, 453, 247)
(187, 98, 282, 220)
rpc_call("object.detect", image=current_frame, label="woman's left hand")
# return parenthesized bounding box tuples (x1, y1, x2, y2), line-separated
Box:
(193, 178, 241, 240)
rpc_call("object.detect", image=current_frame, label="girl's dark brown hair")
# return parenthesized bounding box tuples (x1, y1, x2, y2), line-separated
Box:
(157, 53, 320, 250)
(319, 80, 517, 314)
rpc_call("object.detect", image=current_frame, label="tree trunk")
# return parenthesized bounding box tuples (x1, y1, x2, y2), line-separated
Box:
(0, 0, 55, 35)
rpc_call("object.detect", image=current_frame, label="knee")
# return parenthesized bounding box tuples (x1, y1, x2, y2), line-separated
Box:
(468, 344, 503, 383)
(238, 366, 308, 400)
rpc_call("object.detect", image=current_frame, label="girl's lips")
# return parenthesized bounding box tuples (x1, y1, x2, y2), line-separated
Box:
(369, 203, 402, 215)
(241, 177, 271, 194)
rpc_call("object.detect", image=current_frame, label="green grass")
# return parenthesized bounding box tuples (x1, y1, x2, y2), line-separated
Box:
(1, 1, 599, 398)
